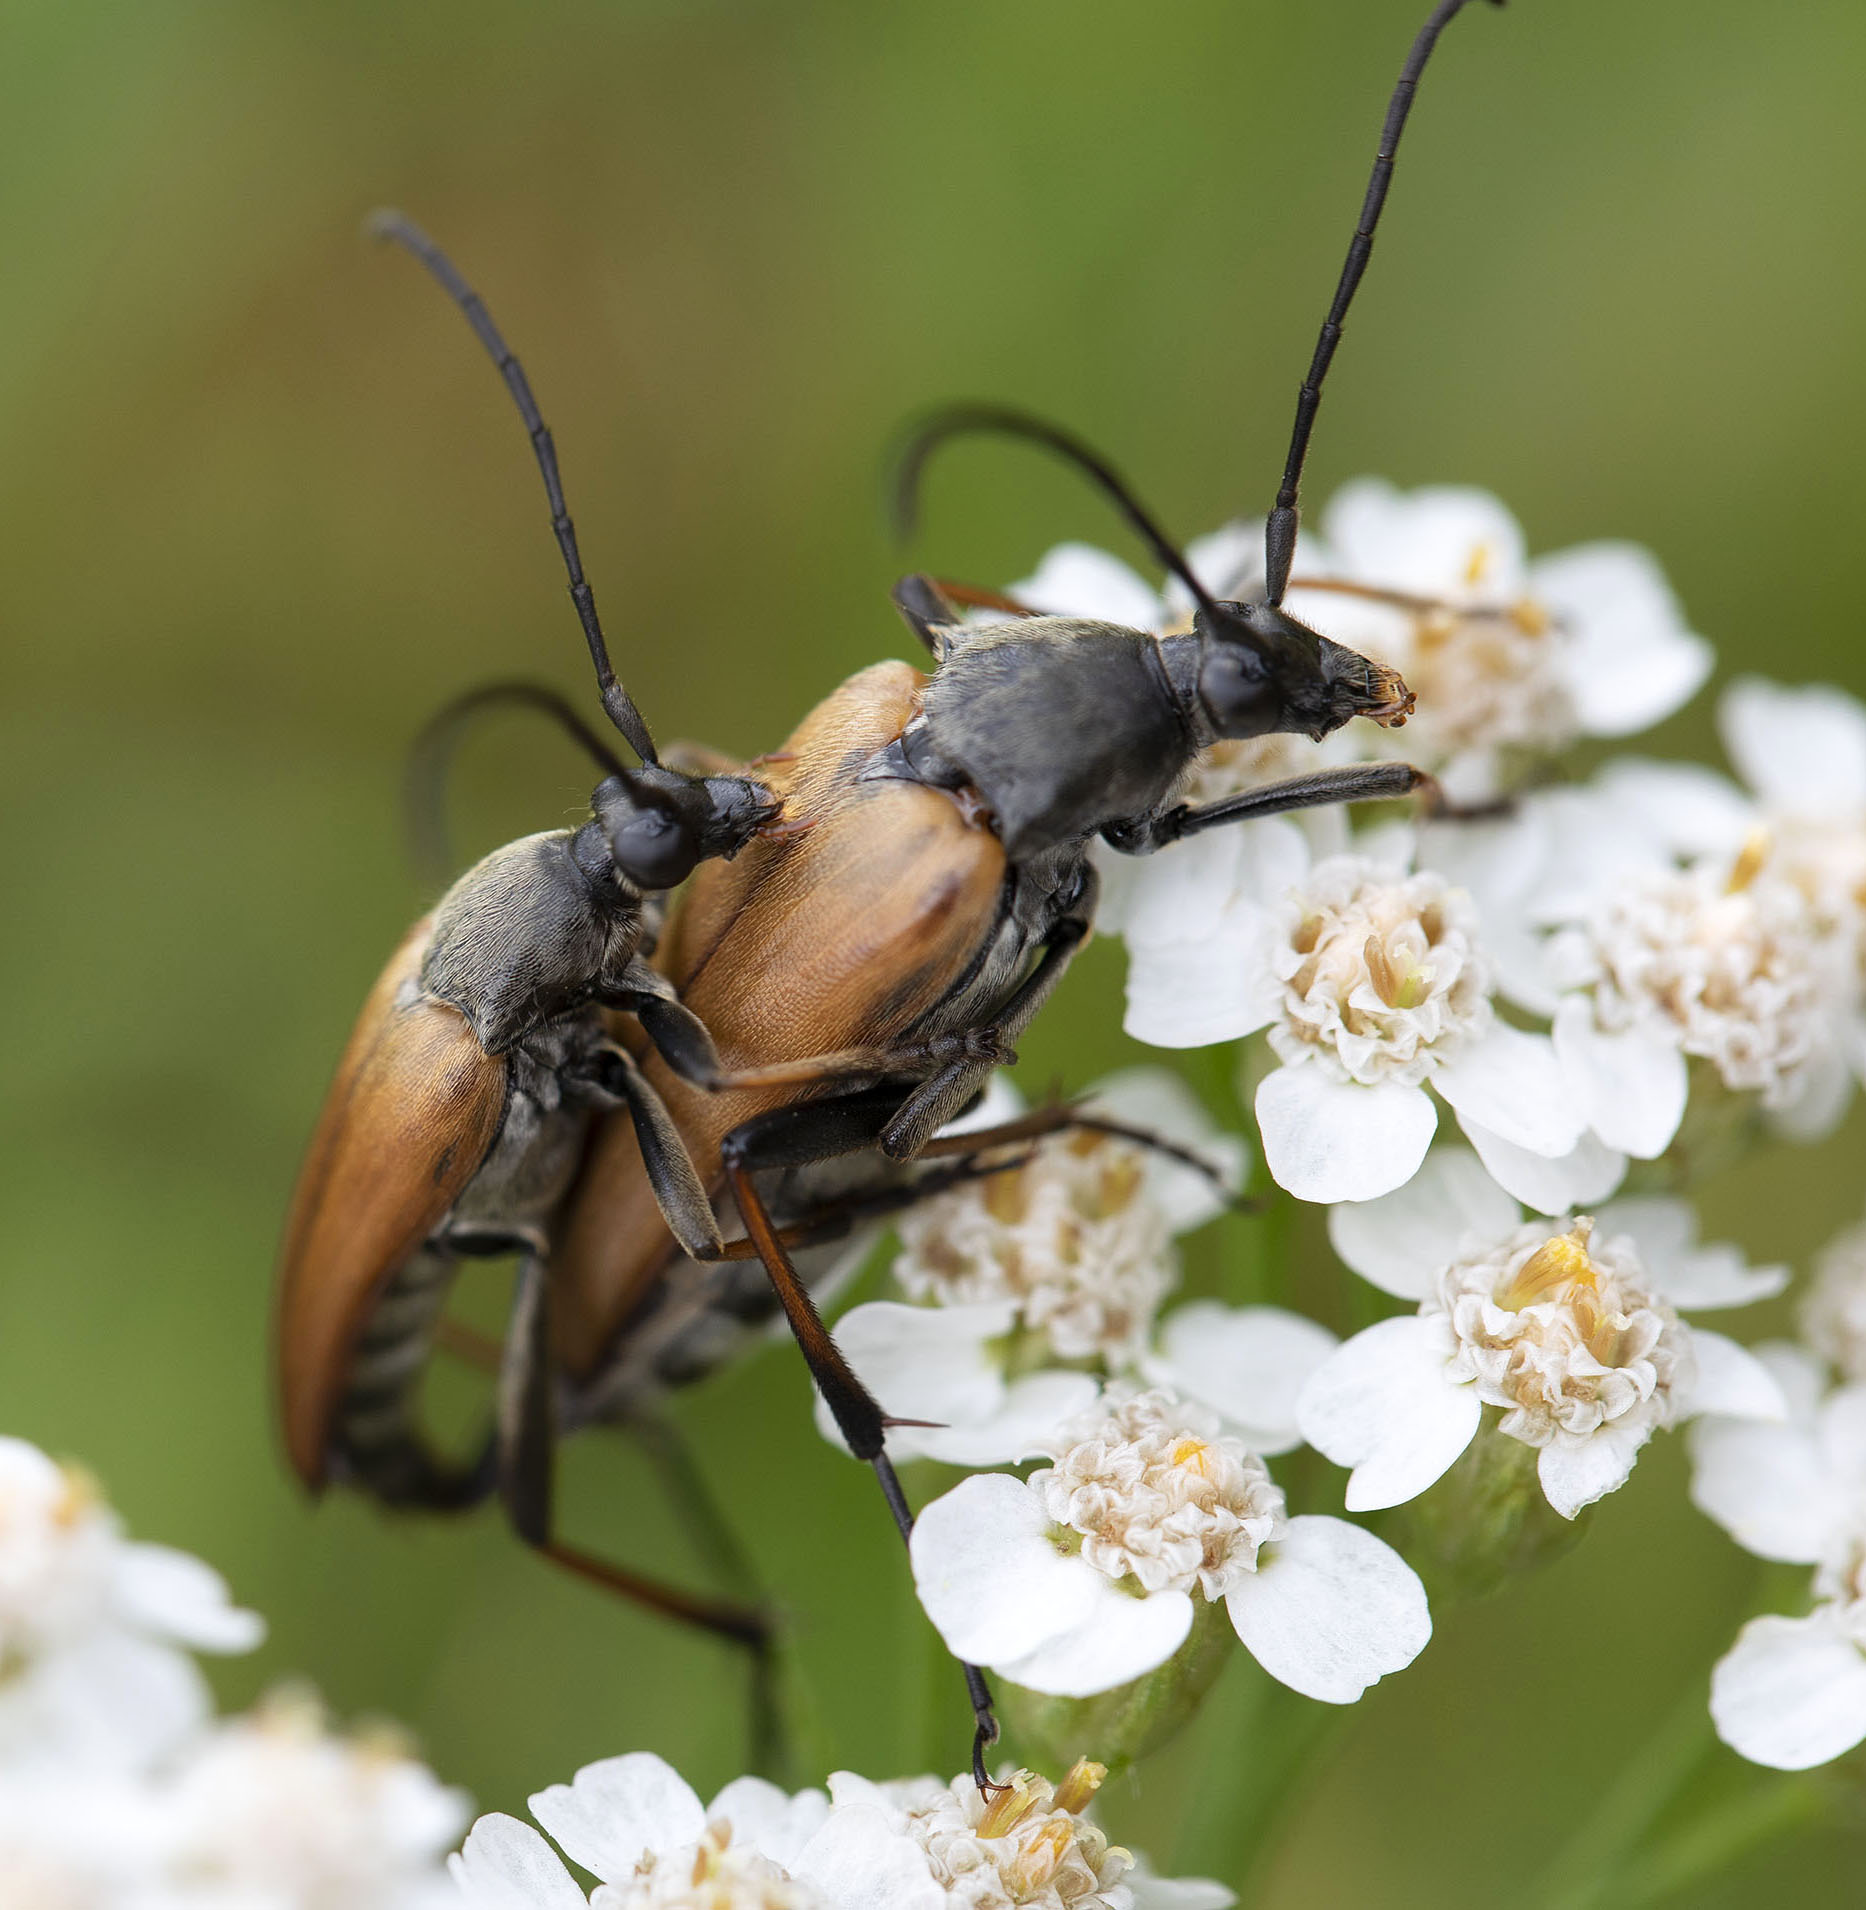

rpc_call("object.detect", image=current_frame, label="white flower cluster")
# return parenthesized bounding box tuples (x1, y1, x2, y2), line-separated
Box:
(1028, 481, 1866, 1207)
(782, 475, 1866, 1781)
(1685, 1210, 1866, 1772)
(0, 1434, 465, 1907)
(451, 1749, 1232, 1909)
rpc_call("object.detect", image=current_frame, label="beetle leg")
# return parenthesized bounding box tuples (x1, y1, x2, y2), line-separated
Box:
(575, 1043, 728, 1262)
(1105, 760, 1430, 854)
(496, 1254, 777, 1652)
(879, 901, 1098, 1160)
(632, 989, 1020, 1097)
(715, 1130, 1001, 1779)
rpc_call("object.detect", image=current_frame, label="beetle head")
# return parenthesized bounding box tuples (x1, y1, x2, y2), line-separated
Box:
(592, 766, 780, 891)
(1195, 600, 1414, 743)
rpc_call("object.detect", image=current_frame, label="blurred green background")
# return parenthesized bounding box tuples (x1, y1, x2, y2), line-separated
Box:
(5, 0, 1866, 1899)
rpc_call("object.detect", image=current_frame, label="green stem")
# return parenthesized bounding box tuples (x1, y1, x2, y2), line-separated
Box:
(1617, 1776, 1826, 1906)
(1173, 1666, 1347, 1899)
(1531, 1685, 1715, 1910)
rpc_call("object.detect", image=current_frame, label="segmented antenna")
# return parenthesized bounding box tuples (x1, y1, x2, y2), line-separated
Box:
(367, 209, 660, 765)
(1262, 0, 1504, 606)
(406, 679, 631, 886)
(893, 403, 1223, 622)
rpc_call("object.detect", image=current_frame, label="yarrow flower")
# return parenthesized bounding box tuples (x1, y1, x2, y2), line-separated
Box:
(816, 1072, 1249, 1466)
(1112, 823, 1589, 1205)
(450, 1750, 1230, 1909)
(1545, 844, 1832, 1148)
(0, 1435, 464, 1908)
(0, 1435, 263, 1774)
(1436, 750, 1865, 1158)
(1803, 1210, 1866, 1385)
(1690, 1344, 1866, 1770)
(1298, 1150, 1787, 1518)
(910, 1389, 1429, 1703)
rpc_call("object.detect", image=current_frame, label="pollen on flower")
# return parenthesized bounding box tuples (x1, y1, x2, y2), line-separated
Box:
(1348, 593, 1577, 767)
(893, 1131, 1177, 1362)
(1431, 1219, 1692, 1455)
(603, 1819, 819, 1910)
(891, 1764, 1133, 1909)
(1266, 856, 1493, 1086)
(1553, 861, 1825, 1105)
(1031, 1390, 1285, 1601)
(1802, 1216, 1866, 1384)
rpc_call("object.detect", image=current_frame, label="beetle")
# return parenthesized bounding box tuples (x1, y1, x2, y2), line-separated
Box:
(274, 216, 1010, 1660)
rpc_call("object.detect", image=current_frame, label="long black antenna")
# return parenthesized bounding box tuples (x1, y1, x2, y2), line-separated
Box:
(367, 209, 661, 765)
(1262, 0, 1503, 606)
(893, 404, 1225, 622)
(406, 679, 632, 886)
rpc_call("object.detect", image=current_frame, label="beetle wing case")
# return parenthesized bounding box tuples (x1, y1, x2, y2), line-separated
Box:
(274, 921, 508, 1489)
(550, 660, 1008, 1380)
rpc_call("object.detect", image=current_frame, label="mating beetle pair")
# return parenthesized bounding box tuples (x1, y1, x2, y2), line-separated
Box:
(276, 0, 1502, 1777)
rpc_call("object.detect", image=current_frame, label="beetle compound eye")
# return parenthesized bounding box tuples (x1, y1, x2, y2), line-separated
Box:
(609, 808, 703, 891)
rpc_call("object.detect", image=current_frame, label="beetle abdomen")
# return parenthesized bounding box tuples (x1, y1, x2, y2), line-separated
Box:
(326, 1246, 493, 1509)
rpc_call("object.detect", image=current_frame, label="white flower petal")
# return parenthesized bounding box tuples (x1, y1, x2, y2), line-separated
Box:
(529, 1754, 704, 1881)
(908, 1370, 1103, 1468)
(1711, 1612, 1866, 1770)
(1688, 1418, 1843, 1563)
(1015, 542, 1165, 627)
(1720, 676, 1866, 819)
(1758, 1342, 1830, 1429)
(1432, 1023, 1582, 1158)
(1226, 1515, 1430, 1703)
(812, 1302, 1015, 1457)
(450, 1815, 589, 1910)
(1082, 1066, 1246, 1231)
(706, 1778, 829, 1867)
(1644, 1245, 1787, 1312)
(1144, 1302, 1338, 1453)
(1175, 520, 1262, 606)
(1126, 1867, 1238, 1910)
(0, 1630, 209, 1774)
(1768, 1036, 1856, 1143)
(1533, 543, 1710, 736)
(997, 1583, 1195, 1698)
(1123, 912, 1273, 1049)
(1296, 1315, 1479, 1511)
(1460, 1117, 1626, 1216)
(112, 1544, 265, 1655)
(1327, 1146, 1520, 1301)
(1323, 480, 1527, 598)
(791, 1802, 944, 1910)
(1592, 758, 1753, 860)
(1537, 1422, 1648, 1519)
(1592, 1198, 1787, 1311)
(1686, 1330, 1789, 1423)
(1255, 1066, 1438, 1205)
(909, 1473, 1102, 1667)
(1818, 1386, 1866, 1482)
(1551, 997, 1688, 1160)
